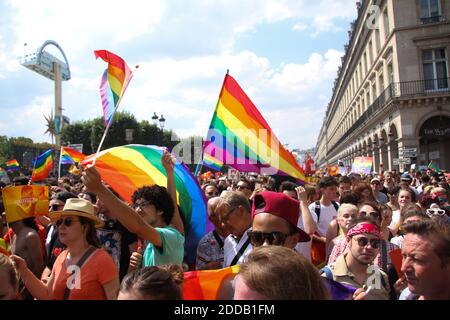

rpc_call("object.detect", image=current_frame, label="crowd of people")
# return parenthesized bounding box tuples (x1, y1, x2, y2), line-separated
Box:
(1, 156, 449, 300)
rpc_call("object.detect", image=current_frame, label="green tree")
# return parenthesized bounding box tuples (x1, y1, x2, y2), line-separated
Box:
(62, 120, 95, 154)
(0, 135, 11, 164)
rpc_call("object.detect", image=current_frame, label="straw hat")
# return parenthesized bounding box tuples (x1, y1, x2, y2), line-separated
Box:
(49, 198, 104, 228)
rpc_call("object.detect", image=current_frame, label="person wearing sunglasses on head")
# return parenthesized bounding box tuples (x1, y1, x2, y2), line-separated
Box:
(321, 217, 390, 300)
(426, 203, 450, 225)
(235, 178, 254, 200)
(249, 191, 310, 250)
(10, 198, 119, 300)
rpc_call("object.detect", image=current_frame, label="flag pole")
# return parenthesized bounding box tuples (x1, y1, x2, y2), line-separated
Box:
(58, 146, 63, 179)
(193, 69, 229, 176)
(93, 65, 138, 165)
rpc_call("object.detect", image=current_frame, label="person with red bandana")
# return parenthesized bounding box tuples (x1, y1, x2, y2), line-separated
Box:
(321, 217, 390, 300)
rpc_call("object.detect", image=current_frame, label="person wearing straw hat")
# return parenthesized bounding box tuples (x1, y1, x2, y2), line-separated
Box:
(10, 198, 119, 300)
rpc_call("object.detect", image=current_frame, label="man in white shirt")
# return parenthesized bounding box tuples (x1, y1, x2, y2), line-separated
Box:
(217, 191, 253, 267)
(296, 177, 339, 265)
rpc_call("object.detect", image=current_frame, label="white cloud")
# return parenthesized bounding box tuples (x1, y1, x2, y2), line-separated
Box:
(0, 0, 354, 150)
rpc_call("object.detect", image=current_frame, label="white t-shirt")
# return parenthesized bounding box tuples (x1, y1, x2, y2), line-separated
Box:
(295, 201, 338, 262)
(390, 235, 405, 248)
(389, 210, 401, 230)
(223, 228, 253, 267)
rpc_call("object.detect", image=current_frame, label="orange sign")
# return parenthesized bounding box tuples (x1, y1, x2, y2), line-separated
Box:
(2, 186, 49, 223)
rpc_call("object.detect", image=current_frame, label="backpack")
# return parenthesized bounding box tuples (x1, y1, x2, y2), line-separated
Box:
(314, 200, 339, 222)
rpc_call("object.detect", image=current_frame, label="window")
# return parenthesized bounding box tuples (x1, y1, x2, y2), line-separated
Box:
(383, 10, 390, 39)
(369, 41, 374, 65)
(372, 82, 377, 101)
(366, 90, 371, 106)
(419, 0, 441, 24)
(388, 63, 394, 84)
(375, 29, 381, 52)
(379, 73, 385, 92)
(363, 52, 368, 75)
(422, 48, 448, 90)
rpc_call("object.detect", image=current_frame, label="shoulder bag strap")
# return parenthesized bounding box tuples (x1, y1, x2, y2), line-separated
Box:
(63, 246, 97, 300)
(212, 230, 224, 249)
(230, 238, 251, 266)
(315, 201, 321, 222)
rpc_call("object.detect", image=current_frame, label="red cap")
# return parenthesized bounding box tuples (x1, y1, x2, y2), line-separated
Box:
(251, 191, 311, 243)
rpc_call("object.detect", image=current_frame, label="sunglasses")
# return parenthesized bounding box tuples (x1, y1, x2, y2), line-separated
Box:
(236, 185, 250, 190)
(206, 192, 218, 196)
(353, 236, 380, 249)
(132, 200, 151, 210)
(359, 211, 380, 219)
(56, 217, 78, 227)
(50, 204, 64, 211)
(247, 230, 290, 247)
(426, 208, 446, 217)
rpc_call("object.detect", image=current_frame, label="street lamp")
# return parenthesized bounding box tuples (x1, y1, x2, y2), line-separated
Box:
(152, 112, 158, 126)
(159, 115, 166, 129)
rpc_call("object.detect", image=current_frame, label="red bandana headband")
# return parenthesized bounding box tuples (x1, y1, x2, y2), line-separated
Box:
(346, 223, 381, 241)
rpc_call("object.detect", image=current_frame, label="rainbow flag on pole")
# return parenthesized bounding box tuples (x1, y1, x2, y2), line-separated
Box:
(81, 144, 207, 264)
(5, 159, 20, 172)
(94, 50, 133, 127)
(61, 146, 86, 165)
(31, 149, 54, 182)
(201, 74, 305, 183)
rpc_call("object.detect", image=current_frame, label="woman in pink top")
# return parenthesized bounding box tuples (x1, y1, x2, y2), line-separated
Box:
(10, 198, 119, 300)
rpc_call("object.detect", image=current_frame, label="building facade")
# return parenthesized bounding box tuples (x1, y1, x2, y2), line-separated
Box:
(315, 0, 450, 172)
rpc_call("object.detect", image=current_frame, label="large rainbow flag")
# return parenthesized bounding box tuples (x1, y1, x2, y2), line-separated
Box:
(60, 146, 86, 165)
(94, 50, 133, 127)
(201, 74, 306, 182)
(183, 265, 240, 300)
(81, 144, 207, 264)
(31, 149, 54, 182)
(5, 159, 20, 172)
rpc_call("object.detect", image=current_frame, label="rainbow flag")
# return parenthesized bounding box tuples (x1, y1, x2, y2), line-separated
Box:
(94, 50, 133, 127)
(61, 146, 86, 165)
(201, 74, 306, 183)
(31, 149, 54, 182)
(5, 159, 20, 172)
(183, 265, 240, 300)
(81, 144, 207, 264)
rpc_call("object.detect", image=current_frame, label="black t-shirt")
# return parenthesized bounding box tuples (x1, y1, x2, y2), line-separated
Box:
(96, 217, 137, 281)
(46, 225, 66, 269)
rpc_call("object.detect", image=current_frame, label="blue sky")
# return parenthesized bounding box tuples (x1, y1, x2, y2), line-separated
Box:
(0, 0, 358, 151)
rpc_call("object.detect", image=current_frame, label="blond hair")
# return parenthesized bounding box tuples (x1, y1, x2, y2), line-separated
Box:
(0, 253, 19, 293)
(337, 203, 358, 219)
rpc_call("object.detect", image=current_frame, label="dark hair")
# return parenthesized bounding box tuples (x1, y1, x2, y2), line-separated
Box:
(339, 192, 360, 206)
(403, 220, 450, 266)
(421, 175, 431, 184)
(278, 181, 298, 192)
(202, 183, 218, 192)
(22, 217, 39, 232)
(418, 193, 439, 209)
(78, 216, 101, 248)
(52, 191, 78, 203)
(387, 186, 401, 196)
(79, 191, 97, 204)
(403, 210, 430, 222)
(120, 265, 183, 300)
(318, 177, 338, 189)
(338, 176, 351, 185)
(131, 185, 175, 225)
(238, 178, 255, 191)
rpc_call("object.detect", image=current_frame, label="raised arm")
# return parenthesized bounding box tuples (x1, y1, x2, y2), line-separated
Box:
(81, 165, 163, 246)
(296, 186, 317, 235)
(161, 150, 185, 236)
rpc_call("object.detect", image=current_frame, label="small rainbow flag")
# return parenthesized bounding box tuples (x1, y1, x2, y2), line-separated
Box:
(5, 159, 20, 172)
(81, 144, 207, 265)
(94, 50, 133, 127)
(31, 149, 54, 182)
(61, 147, 86, 165)
(201, 74, 306, 183)
(183, 265, 240, 300)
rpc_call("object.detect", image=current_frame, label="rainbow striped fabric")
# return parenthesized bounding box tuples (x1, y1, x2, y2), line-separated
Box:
(183, 265, 240, 300)
(31, 149, 54, 182)
(81, 144, 207, 264)
(94, 50, 133, 127)
(61, 147, 86, 165)
(202, 74, 306, 183)
(5, 159, 20, 172)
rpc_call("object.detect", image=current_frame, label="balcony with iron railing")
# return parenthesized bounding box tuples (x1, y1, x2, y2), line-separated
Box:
(326, 77, 450, 157)
(420, 15, 442, 24)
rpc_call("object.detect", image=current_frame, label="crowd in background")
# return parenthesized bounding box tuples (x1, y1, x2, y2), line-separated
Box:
(1, 160, 449, 300)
